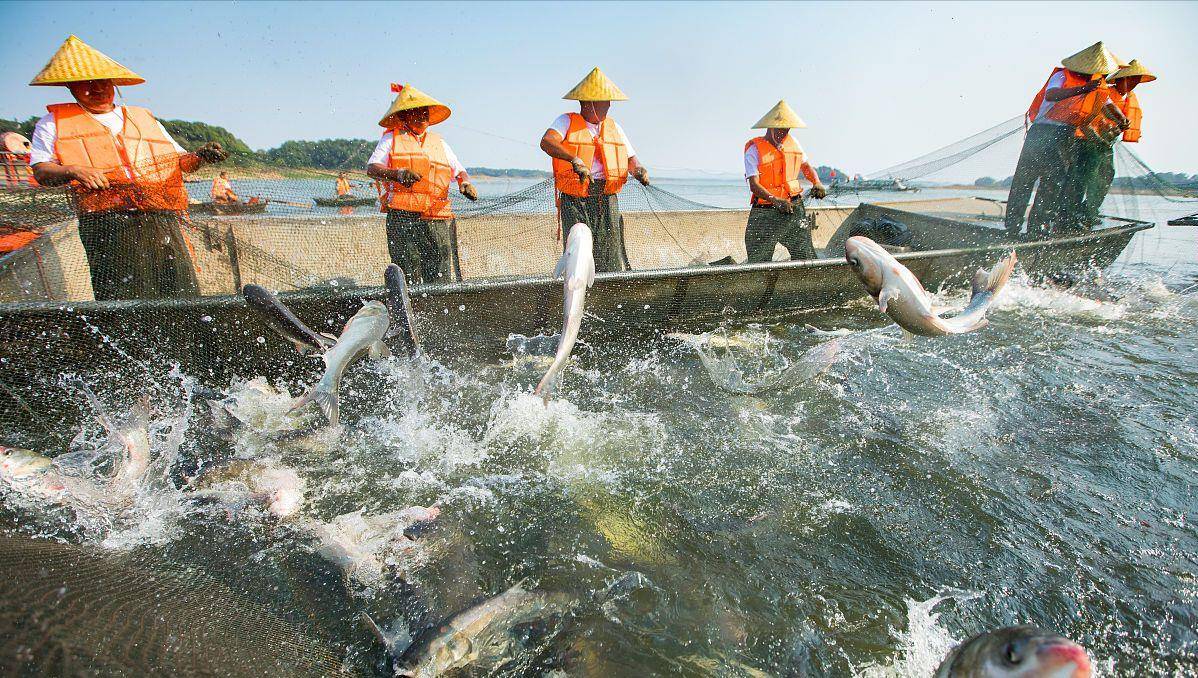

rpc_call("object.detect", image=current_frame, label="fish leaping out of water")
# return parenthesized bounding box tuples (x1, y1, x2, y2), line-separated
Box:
(243, 284, 335, 354)
(291, 301, 390, 426)
(845, 236, 1016, 336)
(534, 223, 595, 403)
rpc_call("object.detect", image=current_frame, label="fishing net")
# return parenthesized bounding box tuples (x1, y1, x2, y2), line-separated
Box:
(0, 114, 1191, 674)
(0, 531, 344, 676)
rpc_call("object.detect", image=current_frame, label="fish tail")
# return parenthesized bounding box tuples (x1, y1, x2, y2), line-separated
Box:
(972, 250, 1017, 299)
(292, 385, 339, 426)
(533, 370, 558, 404)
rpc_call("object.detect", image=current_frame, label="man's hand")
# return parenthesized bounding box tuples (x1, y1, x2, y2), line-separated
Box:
(631, 165, 650, 186)
(194, 142, 228, 164)
(571, 157, 591, 183)
(71, 166, 110, 190)
(395, 168, 422, 186)
(771, 196, 794, 214)
(809, 185, 828, 200)
(461, 182, 478, 201)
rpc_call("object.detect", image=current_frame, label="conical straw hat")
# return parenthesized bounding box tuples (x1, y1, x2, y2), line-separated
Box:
(1060, 41, 1122, 76)
(1111, 59, 1156, 83)
(378, 83, 452, 128)
(562, 67, 628, 101)
(752, 100, 807, 129)
(29, 35, 144, 86)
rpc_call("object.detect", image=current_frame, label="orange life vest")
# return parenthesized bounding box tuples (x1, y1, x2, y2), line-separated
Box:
(552, 113, 629, 197)
(1, 151, 35, 188)
(1120, 91, 1142, 143)
(0, 230, 39, 254)
(336, 177, 351, 196)
(211, 176, 233, 200)
(49, 103, 187, 213)
(1026, 68, 1104, 128)
(746, 135, 806, 207)
(382, 130, 454, 219)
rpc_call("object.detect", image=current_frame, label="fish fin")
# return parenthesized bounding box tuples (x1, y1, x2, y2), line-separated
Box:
(369, 340, 391, 359)
(901, 328, 916, 341)
(586, 254, 596, 288)
(878, 287, 897, 314)
(292, 387, 339, 427)
(552, 250, 569, 280)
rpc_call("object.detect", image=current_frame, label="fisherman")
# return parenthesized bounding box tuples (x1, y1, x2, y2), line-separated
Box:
(211, 171, 239, 203)
(335, 171, 353, 197)
(539, 67, 650, 272)
(742, 100, 828, 263)
(1064, 59, 1156, 230)
(27, 35, 227, 300)
(366, 83, 478, 284)
(1003, 41, 1122, 239)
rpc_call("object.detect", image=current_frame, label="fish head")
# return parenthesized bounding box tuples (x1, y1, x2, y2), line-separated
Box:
(0, 446, 52, 478)
(937, 625, 1092, 678)
(357, 300, 389, 318)
(844, 236, 893, 298)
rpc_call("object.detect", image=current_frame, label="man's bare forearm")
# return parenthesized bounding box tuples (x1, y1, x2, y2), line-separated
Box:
(31, 162, 76, 187)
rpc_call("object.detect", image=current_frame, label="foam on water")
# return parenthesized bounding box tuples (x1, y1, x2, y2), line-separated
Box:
(855, 591, 982, 678)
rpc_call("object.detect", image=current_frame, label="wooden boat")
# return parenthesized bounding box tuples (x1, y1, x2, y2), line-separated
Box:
(1167, 212, 1198, 226)
(0, 198, 1151, 410)
(189, 200, 268, 216)
(313, 195, 377, 208)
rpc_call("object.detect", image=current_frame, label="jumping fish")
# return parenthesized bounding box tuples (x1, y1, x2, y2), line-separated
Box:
(191, 459, 306, 519)
(0, 446, 54, 480)
(384, 264, 421, 357)
(935, 625, 1092, 678)
(304, 505, 440, 586)
(534, 223, 595, 403)
(72, 381, 152, 497)
(394, 582, 574, 678)
(845, 236, 1016, 336)
(243, 283, 335, 354)
(291, 300, 390, 426)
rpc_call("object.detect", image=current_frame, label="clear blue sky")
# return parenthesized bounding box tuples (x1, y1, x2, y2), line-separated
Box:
(2, 1, 1194, 176)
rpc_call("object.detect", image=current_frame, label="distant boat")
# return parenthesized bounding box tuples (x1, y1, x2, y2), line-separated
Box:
(189, 200, 268, 215)
(312, 195, 376, 208)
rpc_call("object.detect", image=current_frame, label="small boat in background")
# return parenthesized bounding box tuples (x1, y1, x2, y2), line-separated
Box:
(312, 196, 376, 208)
(189, 199, 268, 216)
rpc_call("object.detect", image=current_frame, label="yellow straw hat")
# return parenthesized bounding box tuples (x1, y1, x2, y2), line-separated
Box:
(1060, 41, 1122, 76)
(1111, 59, 1157, 83)
(29, 35, 144, 86)
(378, 83, 452, 128)
(752, 100, 807, 129)
(562, 67, 628, 102)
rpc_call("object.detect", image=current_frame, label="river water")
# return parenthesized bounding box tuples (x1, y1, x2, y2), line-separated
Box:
(2, 183, 1196, 676)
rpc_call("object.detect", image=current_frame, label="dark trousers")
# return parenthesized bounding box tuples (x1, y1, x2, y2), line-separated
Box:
(1063, 139, 1115, 229)
(558, 183, 628, 272)
(385, 209, 460, 284)
(77, 210, 199, 301)
(1004, 123, 1077, 237)
(744, 198, 815, 263)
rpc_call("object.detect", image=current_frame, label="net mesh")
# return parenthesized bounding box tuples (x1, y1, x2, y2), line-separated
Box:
(0, 117, 1191, 673)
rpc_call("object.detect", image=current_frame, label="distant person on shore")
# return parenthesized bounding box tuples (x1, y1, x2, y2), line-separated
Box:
(1004, 41, 1122, 239)
(367, 83, 477, 284)
(539, 67, 650, 273)
(1065, 59, 1156, 230)
(27, 35, 227, 301)
(336, 172, 353, 197)
(211, 171, 239, 203)
(742, 100, 827, 263)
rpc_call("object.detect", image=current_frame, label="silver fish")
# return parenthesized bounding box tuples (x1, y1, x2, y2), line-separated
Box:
(243, 283, 335, 354)
(384, 264, 421, 357)
(191, 459, 306, 519)
(845, 236, 1016, 336)
(291, 301, 390, 426)
(72, 380, 152, 497)
(394, 582, 573, 678)
(935, 625, 1092, 678)
(534, 223, 595, 403)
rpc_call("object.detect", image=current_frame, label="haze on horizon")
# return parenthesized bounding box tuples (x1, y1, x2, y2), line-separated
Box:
(2, 1, 1194, 177)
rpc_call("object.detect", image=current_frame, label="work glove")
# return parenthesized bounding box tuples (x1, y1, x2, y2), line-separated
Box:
(809, 185, 828, 200)
(394, 168, 422, 186)
(461, 183, 478, 201)
(571, 157, 591, 184)
(771, 196, 795, 214)
(631, 166, 650, 186)
(194, 142, 228, 164)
